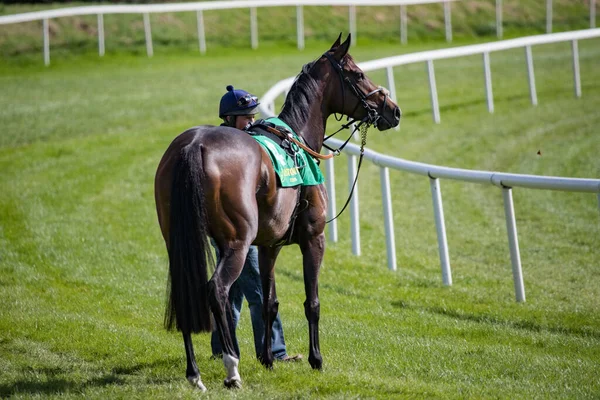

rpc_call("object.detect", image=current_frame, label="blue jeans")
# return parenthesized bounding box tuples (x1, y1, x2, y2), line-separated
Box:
(211, 245, 288, 360)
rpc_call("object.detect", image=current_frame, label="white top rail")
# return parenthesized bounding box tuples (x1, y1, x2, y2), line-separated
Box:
(326, 140, 600, 193)
(357, 28, 600, 70)
(259, 29, 600, 194)
(0, 0, 455, 25)
(261, 28, 600, 106)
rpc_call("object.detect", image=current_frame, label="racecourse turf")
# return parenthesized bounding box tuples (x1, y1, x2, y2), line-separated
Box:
(0, 6, 599, 399)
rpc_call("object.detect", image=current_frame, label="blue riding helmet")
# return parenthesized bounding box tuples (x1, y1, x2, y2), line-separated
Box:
(219, 85, 260, 118)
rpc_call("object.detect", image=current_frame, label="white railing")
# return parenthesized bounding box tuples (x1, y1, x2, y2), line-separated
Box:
(1, 0, 597, 65)
(258, 30, 600, 302)
(263, 28, 600, 123)
(0, 0, 457, 65)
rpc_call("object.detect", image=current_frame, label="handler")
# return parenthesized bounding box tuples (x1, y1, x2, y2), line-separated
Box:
(210, 85, 302, 363)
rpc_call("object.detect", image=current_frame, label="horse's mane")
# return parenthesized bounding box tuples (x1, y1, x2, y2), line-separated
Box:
(278, 61, 320, 134)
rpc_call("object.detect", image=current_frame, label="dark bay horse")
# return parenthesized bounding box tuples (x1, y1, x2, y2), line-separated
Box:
(154, 34, 401, 391)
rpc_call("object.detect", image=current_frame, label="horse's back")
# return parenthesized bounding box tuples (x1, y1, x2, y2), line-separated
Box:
(155, 125, 271, 244)
(157, 125, 264, 184)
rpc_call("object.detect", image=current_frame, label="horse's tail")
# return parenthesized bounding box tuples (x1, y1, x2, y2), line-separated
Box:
(164, 142, 213, 334)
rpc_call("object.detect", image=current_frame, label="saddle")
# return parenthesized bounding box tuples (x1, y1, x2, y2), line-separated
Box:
(247, 118, 304, 167)
(246, 118, 324, 188)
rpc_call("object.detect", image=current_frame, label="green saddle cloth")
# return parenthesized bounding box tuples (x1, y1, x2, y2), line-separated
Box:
(250, 117, 325, 187)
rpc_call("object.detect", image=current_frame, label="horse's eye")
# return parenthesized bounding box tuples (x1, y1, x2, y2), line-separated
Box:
(356, 73, 365, 82)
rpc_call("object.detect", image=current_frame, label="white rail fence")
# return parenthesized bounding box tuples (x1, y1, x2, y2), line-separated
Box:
(263, 28, 600, 125)
(0, 0, 456, 65)
(0, 0, 597, 65)
(259, 30, 600, 302)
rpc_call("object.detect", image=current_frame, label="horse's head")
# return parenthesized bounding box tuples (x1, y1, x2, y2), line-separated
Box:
(318, 34, 401, 131)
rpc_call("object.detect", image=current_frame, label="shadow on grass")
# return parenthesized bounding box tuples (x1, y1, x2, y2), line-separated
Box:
(0, 357, 181, 397)
(391, 300, 600, 339)
(277, 267, 380, 301)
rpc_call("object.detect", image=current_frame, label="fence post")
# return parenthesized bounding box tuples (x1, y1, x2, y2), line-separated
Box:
(143, 13, 153, 57)
(296, 5, 305, 50)
(400, 5, 407, 44)
(43, 18, 50, 65)
(571, 40, 581, 98)
(483, 52, 494, 113)
(380, 167, 397, 271)
(97, 14, 105, 56)
(325, 155, 338, 243)
(250, 7, 258, 49)
(444, 1, 452, 42)
(496, 0, 503, 39)
(546, 0, 553, 34)
(386, 66, 397, 104)
(349, 5, 357, 46)
(426, 60, 441, 123)
(348, 155, 360, 256)
(502, 187, 526, 302)
(197, 10, 206, 54)
(430, 177, 452, 286)
(525, 46, 538, 106)
(386, 66, 400, 130)
(592, 0, 597, 28)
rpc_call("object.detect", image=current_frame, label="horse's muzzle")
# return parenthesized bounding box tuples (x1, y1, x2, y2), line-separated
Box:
(377, 106, 401, 131)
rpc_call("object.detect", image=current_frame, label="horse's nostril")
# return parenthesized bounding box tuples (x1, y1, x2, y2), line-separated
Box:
(394, 107, 401, 121)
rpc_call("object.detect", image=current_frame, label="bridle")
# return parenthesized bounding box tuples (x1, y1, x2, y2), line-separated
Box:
(320, 51, 394, 222)
(321, 52, 395, 151)
(274, 52, 394, 160)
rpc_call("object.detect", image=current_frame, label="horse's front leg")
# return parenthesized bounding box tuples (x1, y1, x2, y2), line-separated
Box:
(257, 245, 282, 368)
(301, 233, 325, 370)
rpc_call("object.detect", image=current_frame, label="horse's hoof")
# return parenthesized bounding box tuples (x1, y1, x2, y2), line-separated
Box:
(309, 356, 323, 370)
(259, 356, 274, 369)
(261, 361, 274, 370)
(224, 377, 242, 389)
(187, 375, 207, 392)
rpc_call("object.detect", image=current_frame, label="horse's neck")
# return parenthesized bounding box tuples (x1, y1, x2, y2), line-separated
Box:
(301, 105, 327, 152)
(280, 91, 328, 153)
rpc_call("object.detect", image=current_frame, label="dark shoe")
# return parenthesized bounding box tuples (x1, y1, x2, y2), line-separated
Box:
(278, 354, 303, 362)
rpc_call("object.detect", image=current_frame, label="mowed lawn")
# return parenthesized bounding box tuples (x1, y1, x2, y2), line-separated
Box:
(0, 36, 599, 399)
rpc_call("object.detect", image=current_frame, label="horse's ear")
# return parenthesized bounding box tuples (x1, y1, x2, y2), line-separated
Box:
(330, 33, 343, 50)
(332, 33, 351, 61)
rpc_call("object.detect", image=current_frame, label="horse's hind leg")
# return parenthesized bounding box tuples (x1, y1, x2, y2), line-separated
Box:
(208, 244, 249, 389)
(301, 234, 325, 370)
(182, 333, 207, 391)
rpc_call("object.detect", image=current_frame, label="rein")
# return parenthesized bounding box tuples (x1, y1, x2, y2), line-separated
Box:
(269, 50, 391, 227)
(262, 120, 367, 227)
(325, 123, 368, 224)
(263, 125, 335, 160)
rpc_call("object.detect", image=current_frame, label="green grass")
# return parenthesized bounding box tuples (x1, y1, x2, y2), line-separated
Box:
(1, 4, 600, 398)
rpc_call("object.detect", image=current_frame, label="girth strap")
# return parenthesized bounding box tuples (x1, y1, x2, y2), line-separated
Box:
(271, 188, 309, 247)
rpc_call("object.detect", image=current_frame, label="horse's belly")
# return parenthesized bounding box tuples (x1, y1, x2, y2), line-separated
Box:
(253, 187, 298, 246)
